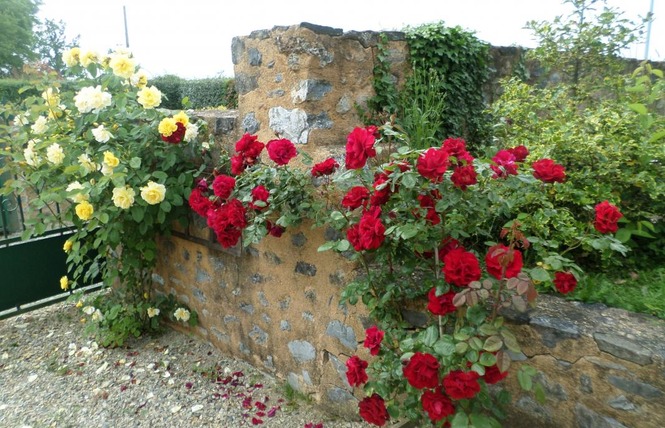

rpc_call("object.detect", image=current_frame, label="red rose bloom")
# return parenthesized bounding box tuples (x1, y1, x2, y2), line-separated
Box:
(345, 355, 368, 387)
(311, 158, 339, 177)
(417, 194, 440, 224)
(421, 387, 455, 422)
(347, 224, 362, 251)
(345, 127, 376, 169)
(507, 145, 529, 162)
(365, 125, 380, 138)
(188, 188, 214, 217)
(249, 185, 270, 210)
(485, 244, 523, 280)
(230, 154, 246, 175)
(427, 287, 457, 316)
(161, 122, 186, 144)
(451, 165, 478, 190)
(363, 326, 384, 356)
(553, 271, 578, 294)
(483, 364, 509, 385)
(442, 137, 474, 166)
(358, 394, 389, 427)
(443, 370, 481, 400)
(342, 186, 370, 210)
(357, 207, 386, 250)
(490, 150, 518, 178)
(417, 148, 449, 182)
(403, 352, 440, 389)
(235, 133, 265, 159)
(206, 199, 247, 248)
(212, 174, 236, 200)
(532, 158, 566, 183)
(443, 248, 481, 286)
(265, 221, 285, 238)
(370, 177, 391, 206)
(594, 200, 623, 234)
(266, 138, 297, 165)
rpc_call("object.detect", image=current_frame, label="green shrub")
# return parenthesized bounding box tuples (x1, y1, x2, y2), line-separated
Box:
(0, 79, 40, 103)
(151, 75, 237, 110)
(150, 74, 184, 109)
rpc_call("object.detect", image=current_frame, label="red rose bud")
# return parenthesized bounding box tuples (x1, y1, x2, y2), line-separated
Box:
(311, 158, 339, 177)
(427, 287, 457, 316)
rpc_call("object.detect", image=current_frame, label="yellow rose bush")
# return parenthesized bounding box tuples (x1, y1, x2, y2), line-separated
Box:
(0, 48, 205, 346)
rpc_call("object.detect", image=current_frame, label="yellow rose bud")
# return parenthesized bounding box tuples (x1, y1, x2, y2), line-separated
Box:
(173, 111, 189, 126)
(63, 240, 73, 253)
(76, 300, 83, 308)
(60, 276, 69, 291)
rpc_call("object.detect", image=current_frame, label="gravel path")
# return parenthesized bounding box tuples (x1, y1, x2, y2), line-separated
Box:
(0, 299, 370, 428)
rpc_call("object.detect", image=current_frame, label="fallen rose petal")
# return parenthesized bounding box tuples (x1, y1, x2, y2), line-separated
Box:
(191, 404, 203, 413)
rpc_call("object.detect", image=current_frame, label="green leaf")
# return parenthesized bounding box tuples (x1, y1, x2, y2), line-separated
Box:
(433, 337, 456, 356)
(529, 267, 551, 282)
(131, 207, 145, 222)
(451, 411, 470, 428)
(615, 228, 631, 243)
(517, 369, 532, 391)
(627, 103, 648, 115)
(399, 224, 420, 240)
(335, 239, 350, 252)
(317, 241, 336, 252)
(483, 335, 503, 353)
(534, 381, 547, 404)
(129, 157, 142, 169)
(421, 325, 439, 347)
(479, 352, 497, 366)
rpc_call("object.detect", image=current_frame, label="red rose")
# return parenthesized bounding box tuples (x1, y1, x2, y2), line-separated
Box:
(365, 125, 380, 138)
(507, 145, 529, 162)
(443, 370, 480, 400)
(230, 154, 246, 175)
(451, 165, 478, 190)
(345, 355, 368, 387)
(346, 224, 362, 251)
(357, 207, 386, 250)
(235, 133, 265, 158)
(553, 271, 577, 294)
(188, 188, 214, 217)
(403, 352, 440, 389)
(532, 158, 566, 183)
(363, 326, 384, 356)
(311, 158, 339, 177)
(212, 174, 236, 200)
(358, 394, 389, 426)
(417, 194, 440, 224)
(490, 150, 518, 178)
(342, 186, 370, 210)
(443, 248, 481, 286)
(442, 137, 474, 166)
(265, 221, 285, 238)
(206, 199, 247, 248)
(161, 122, 186, 144)
(417, 148, 449, 182)
(483, 364, 508, 385)
(370, 177, 391, 206)
(345, 127, 376, 169)
(421, 387, 455, 422)
(485, 244, 523, 280)
(427, 287, 457, 316)
(250, 185, 270, 210)
(594, 200, 623, 234)
(266, 138, 297, 165)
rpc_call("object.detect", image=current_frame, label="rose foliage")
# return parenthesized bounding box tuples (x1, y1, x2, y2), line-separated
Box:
(0, 48, 206, 346)
(189, 120, 624, 426)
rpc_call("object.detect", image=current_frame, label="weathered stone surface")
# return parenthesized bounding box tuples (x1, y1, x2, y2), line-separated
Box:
(280, 320, 291, 331)
(268, 106, 309, 144)
(594, 333, 653, 366)
(295, 261, 317, 276)
(288, 340, 316, 363)
(575, 404, 628, 428)
(249, 325, 268, 345)
(608, 375, 663, 399)
(291, 232, 307, 247)
(608, 395, 637, 411)
(192, 288, 207, 303)
(235, 73, 259, 95)
(307, 112, 333, 129)
(241, 112, 260, 134)
(292, 79, 333, 103)
(239, 303, 254, 315)
(326, 320, 357, 351)
(327, 387, 354, 403)
(247, 48, 262, 66)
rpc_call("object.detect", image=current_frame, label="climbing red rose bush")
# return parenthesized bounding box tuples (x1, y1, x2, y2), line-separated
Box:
(189, 121, 625, 426)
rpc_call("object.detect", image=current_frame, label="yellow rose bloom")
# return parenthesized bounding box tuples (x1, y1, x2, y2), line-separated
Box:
(112, 186, 136, 209)
(60, 276, 69, 291)
(130, 70, 149, 88)
(140, 181, 166, 205)
(63, 240, 73, 253)
(173, 307, 190, 322)
(147, 307, 160, 318)
(75, 300, 83, 308)
(109, 54, 136, 79)
(62, 47, 81, 67)
(75, 200, 94, 221)
(103, 151, 120, 168)
(173, 111, 189, 126)
(41, 88, 60, 108)
(136, 85, 162, 109)
(158, 118, 177, 137)
(46, 143, 65, 165)
(79, 49, 99, 67)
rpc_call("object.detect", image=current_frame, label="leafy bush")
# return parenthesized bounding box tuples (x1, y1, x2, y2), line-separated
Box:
(151, 75, 237, 110)
(150, 74, 184, 109)
(0, 78, 39, 103)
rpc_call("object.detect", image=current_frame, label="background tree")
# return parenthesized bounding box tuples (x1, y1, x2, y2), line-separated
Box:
(0, 0, 40, 76)
(33, 18, 79, 75)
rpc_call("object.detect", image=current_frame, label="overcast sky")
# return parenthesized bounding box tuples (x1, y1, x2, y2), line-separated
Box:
(36, 0, 661, 79)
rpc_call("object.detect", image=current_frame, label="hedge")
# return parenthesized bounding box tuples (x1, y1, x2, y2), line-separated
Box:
(151, 75, 237, 110)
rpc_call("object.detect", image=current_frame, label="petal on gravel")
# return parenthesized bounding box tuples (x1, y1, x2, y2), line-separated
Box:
(170, 405, 182, 413)
(191, 404, 204, 413)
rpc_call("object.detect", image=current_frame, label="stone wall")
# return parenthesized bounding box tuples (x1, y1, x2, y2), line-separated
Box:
(154, 23, 665, 426)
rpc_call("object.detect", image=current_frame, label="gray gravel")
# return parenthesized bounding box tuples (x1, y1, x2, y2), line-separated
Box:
(0, 299, 370, 428)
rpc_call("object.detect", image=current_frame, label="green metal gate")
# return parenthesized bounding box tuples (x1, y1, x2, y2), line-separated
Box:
(0, 172, 100, 318)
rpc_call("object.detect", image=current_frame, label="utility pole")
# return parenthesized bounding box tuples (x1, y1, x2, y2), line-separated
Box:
(644, 0, 654, 60)
(123, 5, 130, 48)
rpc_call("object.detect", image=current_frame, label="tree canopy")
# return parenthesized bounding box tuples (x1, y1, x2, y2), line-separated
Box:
(0, 0, 40, 76)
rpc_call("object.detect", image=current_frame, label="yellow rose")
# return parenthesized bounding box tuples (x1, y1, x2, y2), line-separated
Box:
(80, 49, 99, 67)
(173, 111, 189, 126)
(75, 300, 83, 308)
(147, 307, 160, 318)
(109, 54, 135, 79)
(131, 70, 149, 88)
(41, 88, 60, 108)
(140, 181, 166, 205)
(75, 200, 94, 221)
(103, 151, 120, 168)
(112, 186, 136, 209)
(136, 85, 162, 109)
(158, 118, 177, 137)
(62, 47, 81, 67)
(63, 240, 73, 253)
(173, 307, 190, 322)
(60, 276, 69, 291)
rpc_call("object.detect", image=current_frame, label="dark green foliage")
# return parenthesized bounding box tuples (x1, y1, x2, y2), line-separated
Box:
(151, 75, 237, 110)
(0, 78, 38, 103)
(0, 0, 39, 76)
(33, 18, 79, 75)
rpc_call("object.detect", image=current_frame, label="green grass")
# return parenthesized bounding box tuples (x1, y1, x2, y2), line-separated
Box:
(565, 267, 665, 319)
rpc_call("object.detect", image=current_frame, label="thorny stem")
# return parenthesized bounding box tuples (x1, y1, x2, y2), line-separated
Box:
(434, 246, 443, 336)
